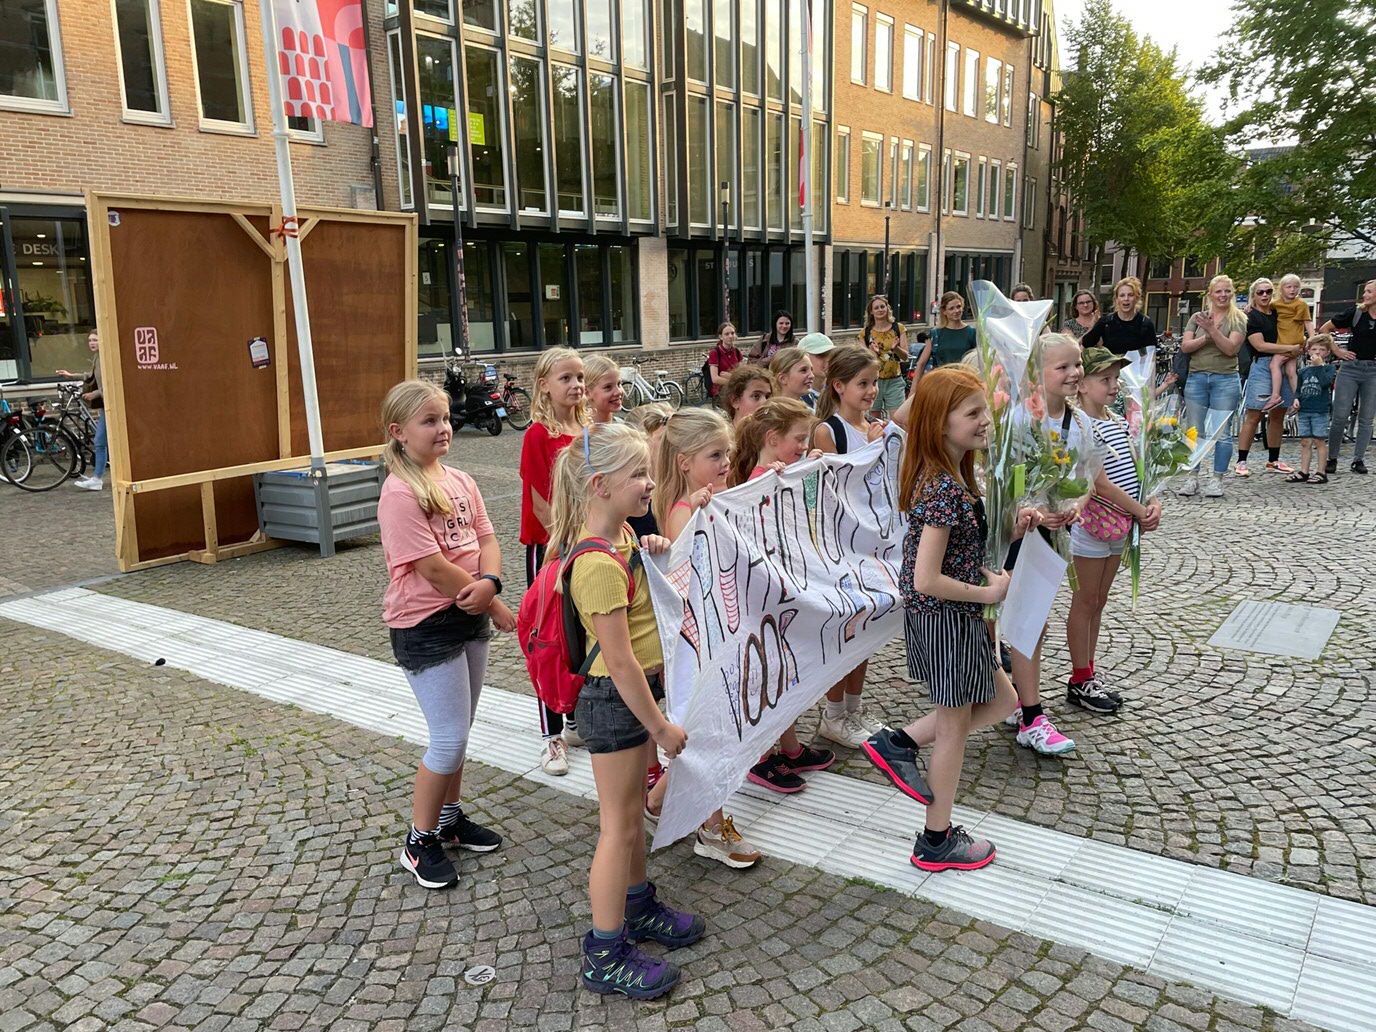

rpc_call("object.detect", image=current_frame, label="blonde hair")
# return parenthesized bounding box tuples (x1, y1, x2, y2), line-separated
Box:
(582, 354, 621, 391)
(624, 401, 673, 436)
(530, 347, 588, 433)
(719, 363, 773, 422)
(768, 347, 810, 394)
(1203, 274, 1247, 335)
(815, 344, 879, 423)
(1029, 332, 1081, 385)
(937, 290, 965, 329)
(651, 407, 733, 529)
(381, 380, 453, 517)
(547, 422, 650, 558)
(729, 397, 815, 487)
(1113, 276, 1143, 313)
(1306, 332, 1333, 355)
(1249, 277, 1275, 303)
(1278, 272, 1302, 290)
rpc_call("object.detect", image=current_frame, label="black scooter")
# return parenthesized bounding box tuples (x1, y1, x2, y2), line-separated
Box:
(443, 361, 505, 437)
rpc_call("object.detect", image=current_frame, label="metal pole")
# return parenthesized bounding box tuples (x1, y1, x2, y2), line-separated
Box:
(720, 183, 731, 323)
(884, 203, 892, 294)
(257, 0, 325, 472)
(448, 142, 471, 359)
(800, 0, 817, 331)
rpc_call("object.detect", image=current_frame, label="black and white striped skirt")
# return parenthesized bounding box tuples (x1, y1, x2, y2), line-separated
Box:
(903, 606, 996, 708)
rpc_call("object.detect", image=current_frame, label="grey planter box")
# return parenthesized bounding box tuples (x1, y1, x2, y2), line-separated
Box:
(253, 460, 383, 558)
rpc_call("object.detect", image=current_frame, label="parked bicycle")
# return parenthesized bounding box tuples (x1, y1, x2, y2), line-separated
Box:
(682, 368, 709, 406)
(499, 372, 533, 430)
(619, 357, 684, 410)
(37, 383, 98, 474)
(0, 390, 80, 491)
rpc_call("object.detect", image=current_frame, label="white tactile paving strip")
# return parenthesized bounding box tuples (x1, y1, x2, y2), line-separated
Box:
(4, 586, 1373, 1032)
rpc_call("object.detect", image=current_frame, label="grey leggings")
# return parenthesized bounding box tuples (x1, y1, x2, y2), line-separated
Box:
(404, 642, 488, 775)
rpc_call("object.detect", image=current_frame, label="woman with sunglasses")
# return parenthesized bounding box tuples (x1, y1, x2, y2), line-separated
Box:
(1235, 277, 1304, 476)
(1061, 291, 1100, 341)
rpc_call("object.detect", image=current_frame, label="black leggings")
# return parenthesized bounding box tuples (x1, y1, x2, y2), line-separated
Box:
(527, 543, 575, 737)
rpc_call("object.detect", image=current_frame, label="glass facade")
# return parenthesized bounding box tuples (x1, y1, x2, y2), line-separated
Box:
(669, 243, 822, 339)
(0, 214, 95, 380)
(831, 248, 927, 330)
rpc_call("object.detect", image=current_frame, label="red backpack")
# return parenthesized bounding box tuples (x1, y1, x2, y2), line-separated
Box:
(516, 534, 643, 714)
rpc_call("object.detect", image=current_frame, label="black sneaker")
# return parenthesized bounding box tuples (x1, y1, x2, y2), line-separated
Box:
(861, 729, 932, 804)
(437, 809, 502, 853)
(911, 826, 996, 872)
(1352, 460, 1368, 475)
(582, 930, 680, 999)
(1067, 676, 1120, 714)
(775, 744, 836, 774)
(1326, 458, 1338, 474)
(745, 754, 806, 793)
(399, 833, 458, 890)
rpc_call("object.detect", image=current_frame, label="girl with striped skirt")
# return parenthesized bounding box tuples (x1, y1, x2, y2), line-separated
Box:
(860, 366, 1027, 872)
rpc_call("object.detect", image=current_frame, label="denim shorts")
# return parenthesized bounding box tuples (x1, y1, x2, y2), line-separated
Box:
(1296, 412, 1330, 439)
(574, 672, 664, 754)
(390, 605, 490, 674)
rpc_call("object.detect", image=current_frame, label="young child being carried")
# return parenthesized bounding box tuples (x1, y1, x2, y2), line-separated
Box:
(1263, 273, 1314, 411)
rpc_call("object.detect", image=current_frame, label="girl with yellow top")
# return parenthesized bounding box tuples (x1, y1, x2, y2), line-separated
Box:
(862, 295, 909, 418)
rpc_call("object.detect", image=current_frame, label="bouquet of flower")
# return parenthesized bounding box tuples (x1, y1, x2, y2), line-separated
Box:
(968, 281, 1056, 621)
(1015, 395, 1100, 589)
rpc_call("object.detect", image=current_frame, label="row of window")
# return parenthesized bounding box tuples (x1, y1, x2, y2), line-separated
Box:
(4, 0, 320, 138)
(831, 249, 929, 330)
(848, 9, 1016, 129)
(668, 243, 817, 339)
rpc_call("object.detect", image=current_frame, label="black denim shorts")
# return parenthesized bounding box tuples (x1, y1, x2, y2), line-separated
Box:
(574, 673, 664, 755)
(390, 605, 491, 674)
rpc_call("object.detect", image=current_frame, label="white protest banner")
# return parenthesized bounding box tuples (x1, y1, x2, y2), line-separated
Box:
(646, 426, 908, 849)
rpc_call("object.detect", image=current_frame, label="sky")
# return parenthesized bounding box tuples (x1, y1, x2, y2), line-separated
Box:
(1051, 0, 1241, 124)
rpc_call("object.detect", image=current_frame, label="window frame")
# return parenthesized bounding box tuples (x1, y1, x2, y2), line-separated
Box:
(850, 5, 868, 84)
(187, 0, 255, 134)
(286, 116, 325, 143)
(899, 138, 913, 210)
(901, 24, 920, 101)
(1023, 175, 1036, 229)
(836, 125, 851, 204)
(888, 136, 898, 207)
(924, 32, 936, 104)
(940, 147, 950, 215)
(952, 151, 970, 216)
(943, 41, 959, 112)
(988, 160, 1001, 219)
(874, 13, 894, 93)
(112, 0, 172, 124)
(1003, 161, 1017, 220)
(1001, 64, 1014, 126)
(984, 56, 1000, 125)
(962, 47, 978, 117)
(860, 130, 883, 206)
(975, 155, 986, 219)
(0, 0, 69, 114)
(915, 143, 931, 212)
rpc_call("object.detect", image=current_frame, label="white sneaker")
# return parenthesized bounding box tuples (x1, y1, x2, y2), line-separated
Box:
(1203, 475, 1224, 498)
(563, 723, 585, 748)
(1176, 474, 1198, 497)
(1003, 706, 1022, 729)
(74, 476, 103, 491)
(693, 816, 763, 869)
(817, 711, 869, 749)
(540, 737, 569, 776)
(1015, 714, 1077, 756)
(849, 704, 887, 737)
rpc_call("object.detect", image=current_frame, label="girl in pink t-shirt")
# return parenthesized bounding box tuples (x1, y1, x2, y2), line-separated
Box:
(379, 381, 516, 892)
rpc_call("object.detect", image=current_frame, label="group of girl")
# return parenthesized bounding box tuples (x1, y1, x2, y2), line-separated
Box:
(373, 311, 1165, 1000)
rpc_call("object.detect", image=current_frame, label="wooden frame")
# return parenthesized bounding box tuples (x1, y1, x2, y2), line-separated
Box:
(87, 192, 418, 572)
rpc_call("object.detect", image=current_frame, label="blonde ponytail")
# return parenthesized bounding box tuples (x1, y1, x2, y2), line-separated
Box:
(380, 380, 453, 516)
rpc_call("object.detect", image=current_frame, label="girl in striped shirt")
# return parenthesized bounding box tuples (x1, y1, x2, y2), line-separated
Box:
(862, 366, 1027, 872)
(1065, 347, 1162, 712)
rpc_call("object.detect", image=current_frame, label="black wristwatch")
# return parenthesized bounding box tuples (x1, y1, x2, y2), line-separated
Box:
(478, 573, 503, 594)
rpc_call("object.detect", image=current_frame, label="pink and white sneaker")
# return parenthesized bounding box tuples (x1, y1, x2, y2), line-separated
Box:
(1015, 715, 1077, 756)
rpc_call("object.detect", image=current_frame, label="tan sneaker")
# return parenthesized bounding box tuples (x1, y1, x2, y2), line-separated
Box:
(818, 711, 869, 748)
(693, 816, 762, 869)
(540, 736, 569, 776)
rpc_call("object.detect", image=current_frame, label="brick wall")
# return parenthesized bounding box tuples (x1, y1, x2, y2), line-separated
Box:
(0, 0, 376, 209)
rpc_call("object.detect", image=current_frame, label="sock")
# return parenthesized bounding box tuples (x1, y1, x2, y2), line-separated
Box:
(923, 825, 950, 847)
(438, 802, 463, 828)
(406, 824, 436, 847)
(823, 699, 845, 721)
(1237, 449, 1249, 463)
(591, 926, 622, 942)
(844, 693, 862, 714)
(542, 733, 561, 742)
(1071, 666, 1093, 684)
(566, 719, 579, 732)
(1268, 446, 1281, 463)
(1020, 703, 1043, 726)
(890, 728, 918, 750)
(1088, 661, 1095, 677)
(626, 881, 650, 899)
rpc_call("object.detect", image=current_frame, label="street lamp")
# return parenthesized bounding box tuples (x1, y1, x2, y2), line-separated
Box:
(883, 200, 894, 296)
(720, 181, 731, 324)
(447, 142, 470, 359)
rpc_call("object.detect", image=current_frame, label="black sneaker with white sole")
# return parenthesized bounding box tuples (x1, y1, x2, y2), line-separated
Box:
(1067, 675, 1121, 714)
(437, 809, 502, 853)
(399, 833, 458, 889)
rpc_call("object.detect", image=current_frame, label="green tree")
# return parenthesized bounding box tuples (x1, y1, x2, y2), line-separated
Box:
(1054, 0, 1232, 266)
(1202, 0, 1376, 250)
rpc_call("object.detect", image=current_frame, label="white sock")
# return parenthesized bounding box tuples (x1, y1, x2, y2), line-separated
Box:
(823, 699, 845, 721)
(845, 693, 863, 714)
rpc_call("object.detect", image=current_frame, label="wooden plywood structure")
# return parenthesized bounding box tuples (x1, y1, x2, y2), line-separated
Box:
(86, 193, 417, 572)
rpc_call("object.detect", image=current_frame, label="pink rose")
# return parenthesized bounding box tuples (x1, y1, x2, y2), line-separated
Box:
(1026, 386, 1047, 422)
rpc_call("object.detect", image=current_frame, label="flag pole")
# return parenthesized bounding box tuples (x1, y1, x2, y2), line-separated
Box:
(259, 0, 327, 473)
(800, 0, 817, 331)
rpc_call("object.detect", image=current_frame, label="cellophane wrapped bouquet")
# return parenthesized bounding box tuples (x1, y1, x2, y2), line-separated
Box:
(1017, 382, 1100, 590)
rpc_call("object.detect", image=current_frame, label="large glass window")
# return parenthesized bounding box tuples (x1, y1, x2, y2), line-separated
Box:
(625, 81, 653, 221)
(415, 0, 451, 20)
(765, 0, 782, 99)
(811, 120, 826, 233)
(741, 0, 759, 94)
(788, 117, 802, 231)
(952, 154, 969, 215)
(466, 47, 507, 208)
(589, 73, 619, 218)
(667, 248, 690, 337)
(902, 25, 920, 101)
(686, 0, 707, 81)
(687, 95, 711, 224)
(576, 245, 605, 344)
(788, 0, 802, 105)
(114, 0, 168, 121)
(988, 161, 1001, 218)
(810, 1, 825, 109)
(1003, 164, 1017, 220)
(540, 244, 571, 346)
(190, 0, 251, 129)
(717, 101, 736, 227)
(510, 56, 548, 213)
(665, 99, 678, 224)
(743, 106, 762, 227)
(943, 40, 958, 112)
(548, 0, 578, 52)
(587, 0, 613, 59)
(610, 246, 635, 342)
(975, 155, 987, 216)
(7, 217, 93, 379)
(860, 132, 881, 205)
(418, 36, 459, 208)
(714, 0, 734, 88)
(916, 144, 930, 211)
(418, 238, 451, 354)
(850, 5, 867, 84)
(766, 112, 783, 228)
(1, 0, 66, 111)
(463, 0, 497, 30)
(962, 48, 978, 116)
(465, 241, 497, 352)
(387, 32, 413, 208)
(551, 64, 584, 214)
(509, 0, 538, 39)
(1002, 65, 1014, 125)
(623, 0, 648, 67)
(501, 242, 534, 350)
(695, 250, 718, 339)
(899, 140, 912, 210)
(835, 126, 850, 203)
(874, 15, 893, 92)
(985, 57, 1000, 124)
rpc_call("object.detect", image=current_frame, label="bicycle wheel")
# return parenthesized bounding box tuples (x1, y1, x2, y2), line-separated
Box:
(60, 414, 94, 475)
(658, 380, 685, 411)
(504, 388, 533, 430)
(1, 432, 32, 485)
(683, 372, 707, 406)
(2, 424, 79, 491)
(621, 381, 643, 410)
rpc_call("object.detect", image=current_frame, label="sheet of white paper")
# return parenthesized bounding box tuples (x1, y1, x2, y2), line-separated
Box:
(1002, 532, 1068, 657)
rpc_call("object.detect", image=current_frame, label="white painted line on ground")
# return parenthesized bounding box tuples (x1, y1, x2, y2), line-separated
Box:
(3, 587, 1372, 1032)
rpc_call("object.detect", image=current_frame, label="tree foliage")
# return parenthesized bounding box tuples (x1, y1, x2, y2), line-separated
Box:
(1202, 0, 1376, 251)
(1053, 0, 1231, 261)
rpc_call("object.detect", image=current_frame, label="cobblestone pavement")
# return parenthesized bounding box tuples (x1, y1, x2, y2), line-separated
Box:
(0, 618, 1332, 1032)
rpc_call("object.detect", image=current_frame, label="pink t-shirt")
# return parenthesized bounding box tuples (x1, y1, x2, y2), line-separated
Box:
(379, 467, 494, 628)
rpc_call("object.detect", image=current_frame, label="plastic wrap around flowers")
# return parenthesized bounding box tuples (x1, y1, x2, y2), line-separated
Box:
(1117, 348, 1232, 608)
(968, 280, 1055, 621)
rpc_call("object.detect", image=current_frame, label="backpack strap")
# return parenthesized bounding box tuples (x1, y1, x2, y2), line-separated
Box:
(1061, 405, 1073, 437)
(825, 413, 849, 455)
(559, 533, 643, 677)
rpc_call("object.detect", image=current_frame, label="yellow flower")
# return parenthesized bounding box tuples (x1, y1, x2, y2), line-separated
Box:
(1049, 430, 1061, 441)
(1185, 426, 1198, 445)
